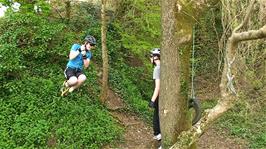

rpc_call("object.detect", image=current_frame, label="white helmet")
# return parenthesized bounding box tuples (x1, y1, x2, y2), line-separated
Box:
(150, 48, 160, 56)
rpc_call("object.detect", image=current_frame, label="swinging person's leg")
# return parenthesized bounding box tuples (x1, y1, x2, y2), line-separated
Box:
(64, 68, 78, 87)
(69, 74, 86, 92)
(61, 68, 79, 96)
(66, 76, 78, 86)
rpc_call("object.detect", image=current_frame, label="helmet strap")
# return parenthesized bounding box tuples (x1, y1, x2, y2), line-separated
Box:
(84, 43, 89, 51)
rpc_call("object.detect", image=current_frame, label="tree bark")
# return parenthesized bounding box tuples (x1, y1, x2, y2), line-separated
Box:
(100, 0, 109, 103)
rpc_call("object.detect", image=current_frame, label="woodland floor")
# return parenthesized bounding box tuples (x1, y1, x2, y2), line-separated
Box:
(102, 85, 249, 149)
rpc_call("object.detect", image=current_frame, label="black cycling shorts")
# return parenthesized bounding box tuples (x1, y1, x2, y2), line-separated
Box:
(64, 67, 84, 80)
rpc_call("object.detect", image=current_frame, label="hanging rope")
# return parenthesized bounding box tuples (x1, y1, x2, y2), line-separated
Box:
(191, 25, 196, 99)
(188, 25, 202, 125)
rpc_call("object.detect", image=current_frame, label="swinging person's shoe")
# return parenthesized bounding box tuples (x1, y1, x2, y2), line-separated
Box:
(61, 87, 70, 97)
(60, 81, 68, 91)
(60, 81, 70, 97)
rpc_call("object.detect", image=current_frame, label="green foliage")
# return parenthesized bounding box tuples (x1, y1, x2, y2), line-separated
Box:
(0, 77, 122, 148)
(201, 99, 217, 110)
(202, 95, 265, 148)
(110, 65, 152, 120)
(0, 12, 122, 148)
(0, 44, 24, 74)
(194, 5, 222, 76)
(114, 0, 161, 57)
(215, 99, 266, 149)
(0, 13, 70, 58)
(68, 2, 101, 32)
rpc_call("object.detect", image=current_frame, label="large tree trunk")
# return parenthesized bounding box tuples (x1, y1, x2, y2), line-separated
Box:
(160, 0, 216, 148)
(100, 0, 109, 103)
(160, 0, 191, 147)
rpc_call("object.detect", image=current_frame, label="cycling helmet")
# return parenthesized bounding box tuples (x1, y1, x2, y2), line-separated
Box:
(84, 35, 96, 46)
(150, 48, 160, 57)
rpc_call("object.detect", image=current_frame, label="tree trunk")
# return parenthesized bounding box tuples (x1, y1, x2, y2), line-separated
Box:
(160, 0, 189, 147)
(160, 0, 215, 147)
(100, 0, 109, 103)
(65, 0, 71, 23)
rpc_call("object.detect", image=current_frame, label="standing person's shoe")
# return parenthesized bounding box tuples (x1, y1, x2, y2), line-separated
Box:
(153, 133, 161, 141)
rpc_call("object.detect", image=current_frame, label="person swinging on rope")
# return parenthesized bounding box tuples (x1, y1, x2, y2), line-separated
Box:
(61, 35, 96, 96)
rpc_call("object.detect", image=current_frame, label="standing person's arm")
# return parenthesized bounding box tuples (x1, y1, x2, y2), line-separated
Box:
(151, 79, 160, 102)
(149, 65, 160, 108)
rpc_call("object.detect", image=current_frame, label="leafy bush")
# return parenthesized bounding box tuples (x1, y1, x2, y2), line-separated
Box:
(0, 44, 24, 74)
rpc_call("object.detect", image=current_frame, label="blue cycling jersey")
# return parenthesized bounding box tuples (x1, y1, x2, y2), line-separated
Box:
(66, 44, 92, 70)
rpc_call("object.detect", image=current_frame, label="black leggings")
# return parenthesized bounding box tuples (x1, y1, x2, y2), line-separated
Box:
(153, 97, 161, 135)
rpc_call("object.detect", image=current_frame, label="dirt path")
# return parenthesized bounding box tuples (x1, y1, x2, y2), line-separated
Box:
(103, 89, 159, 149)
(103, 89, 248, 149)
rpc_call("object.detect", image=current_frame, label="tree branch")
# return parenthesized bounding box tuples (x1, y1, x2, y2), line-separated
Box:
(52, 6, 64, 21)
(232, 25, 266, 42)
(233, 0, 256, 33)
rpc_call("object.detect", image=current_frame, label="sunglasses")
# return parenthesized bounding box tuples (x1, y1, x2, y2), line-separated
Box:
(86, 42, 96, 47)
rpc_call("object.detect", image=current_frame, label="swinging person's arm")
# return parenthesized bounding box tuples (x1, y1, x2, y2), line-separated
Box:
(83, 59, 90, 68)
(69, 50, 80, 60)
(151, 79, 160, 102)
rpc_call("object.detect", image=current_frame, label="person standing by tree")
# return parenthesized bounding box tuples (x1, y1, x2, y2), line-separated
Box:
(61, 35, 96, 96)
(148, 48, 162, 144)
